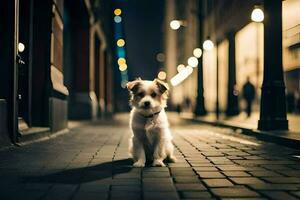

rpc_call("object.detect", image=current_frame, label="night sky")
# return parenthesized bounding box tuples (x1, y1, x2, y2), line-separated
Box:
(116, 0, 165, 80)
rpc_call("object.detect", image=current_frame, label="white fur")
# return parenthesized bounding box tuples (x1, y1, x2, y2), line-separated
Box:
(128, 80, 176, 167)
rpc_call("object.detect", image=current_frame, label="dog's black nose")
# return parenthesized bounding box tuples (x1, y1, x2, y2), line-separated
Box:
(144, 101, 150, 107)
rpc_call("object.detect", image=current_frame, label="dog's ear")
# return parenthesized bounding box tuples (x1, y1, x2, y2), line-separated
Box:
(154, 79, 169, 94)
(126, 79, 141, 93)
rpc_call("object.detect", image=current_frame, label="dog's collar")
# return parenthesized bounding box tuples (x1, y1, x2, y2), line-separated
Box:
(141, 110, 161, 118)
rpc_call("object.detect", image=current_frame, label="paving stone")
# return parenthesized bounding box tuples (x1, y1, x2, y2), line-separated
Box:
(222, 171, 251, 177)
(180, 191, 212, 198)
(248, 183, 300, 191)
(248, 170, 282, 177)
(262, 177, 300, 184)
(110, 191, 141, 200)
(260, 191, 298, 200)
(262, 165, 292, 170)
(279, 170, 300, 177)
(171, 170, 196, 176)
(111, 178, 141, 185)
(190, 163, 214, 167)
(143, 182, 176, 191)
(79, 183, 110, 192)
(193, 166, 218, 171)
(211, 186, 260, 197)
(217, 165, 246, 171)
(170, 168, 194, 172)
(226, 151, 250, 156)
(175, 183, 207, 191)
(73, 192, 109, 200)
(143, 171, 170, 178)
(111, 185, 141, 192)
(244, 156, 264, 160)
(227, 156, 244, 160)
(143, 167, 169, 172)
(173, 177, 201, 183)
(114, 172, 141, 179)
(230, 177, 265, 185)
(144, 191, 179, 200)
(197, 171, 225, 178)
(203, 179, 234, 187)
(143, 177, 173, 183)
(201, 152, 224, 157)
(168, 163, 191, 167)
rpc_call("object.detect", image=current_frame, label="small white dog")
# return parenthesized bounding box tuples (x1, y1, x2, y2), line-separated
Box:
(127, 78, 176, 167)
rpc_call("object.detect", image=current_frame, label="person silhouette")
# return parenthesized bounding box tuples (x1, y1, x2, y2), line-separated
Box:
(242, 77, 256, 117)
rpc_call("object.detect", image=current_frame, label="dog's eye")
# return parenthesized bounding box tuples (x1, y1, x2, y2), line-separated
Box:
(137, 92, 144, 98)
(151, 92, 157, 98)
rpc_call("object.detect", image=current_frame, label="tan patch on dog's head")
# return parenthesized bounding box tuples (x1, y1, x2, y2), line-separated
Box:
(126, 78, 169, 112)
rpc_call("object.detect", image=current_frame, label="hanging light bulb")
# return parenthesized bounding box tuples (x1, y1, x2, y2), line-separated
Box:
(203, 38, 214, 51)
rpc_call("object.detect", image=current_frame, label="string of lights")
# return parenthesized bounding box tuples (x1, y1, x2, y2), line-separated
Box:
(113, 8, 128, 88)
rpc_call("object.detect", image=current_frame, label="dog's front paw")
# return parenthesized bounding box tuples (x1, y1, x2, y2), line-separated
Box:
(133, 161, 145, 167)
(152, 159, 166, 167)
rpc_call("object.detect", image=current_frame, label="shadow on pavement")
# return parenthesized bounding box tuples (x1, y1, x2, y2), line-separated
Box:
(24, 159, 133, 184)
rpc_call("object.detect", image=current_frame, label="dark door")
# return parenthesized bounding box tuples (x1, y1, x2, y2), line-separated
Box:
(17, 0, 32, 130)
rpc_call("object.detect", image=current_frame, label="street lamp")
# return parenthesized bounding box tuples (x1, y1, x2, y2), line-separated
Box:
(251, 5, 264, 103)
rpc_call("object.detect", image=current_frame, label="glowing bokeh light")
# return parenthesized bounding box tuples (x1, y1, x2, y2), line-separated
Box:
(117, 39, 125, 47)
(187, 56, 198, 67)
(170, 66, 193, 86)
(114, 8, 122, 16)
(177, 64, 185, 72)
(193, 48, 202, 58)
(203, 39, 214, 51)
(156, 53, 165, 62)
(114, 16, 122, 23)
(18, 43, 25, 52)
(157, 71, 167, 80)
(170, 20, 181, 30)
(251, 8, 264, 22)
(119, 63, 127, 71)
(117, 58, 126, 65)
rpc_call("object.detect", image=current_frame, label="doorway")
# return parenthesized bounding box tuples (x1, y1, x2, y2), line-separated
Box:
(17, 0, 32, 131)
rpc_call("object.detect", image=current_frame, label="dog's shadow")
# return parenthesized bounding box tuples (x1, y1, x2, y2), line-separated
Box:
(24, 159, 134, 184)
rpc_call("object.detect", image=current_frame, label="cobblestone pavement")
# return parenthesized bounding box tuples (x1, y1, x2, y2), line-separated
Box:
(1, 114, 300, 200)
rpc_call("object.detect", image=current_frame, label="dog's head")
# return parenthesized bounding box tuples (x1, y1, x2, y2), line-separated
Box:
(127, 78, 169, 114)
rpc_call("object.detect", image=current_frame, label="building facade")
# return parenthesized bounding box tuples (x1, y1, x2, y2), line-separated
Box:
(164, 0, 200, 112)
(0, 0, 115, 147)
(164, 0, 300, 120)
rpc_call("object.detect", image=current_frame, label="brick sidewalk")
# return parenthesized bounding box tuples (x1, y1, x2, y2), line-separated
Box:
(1, 114, 300, 200)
